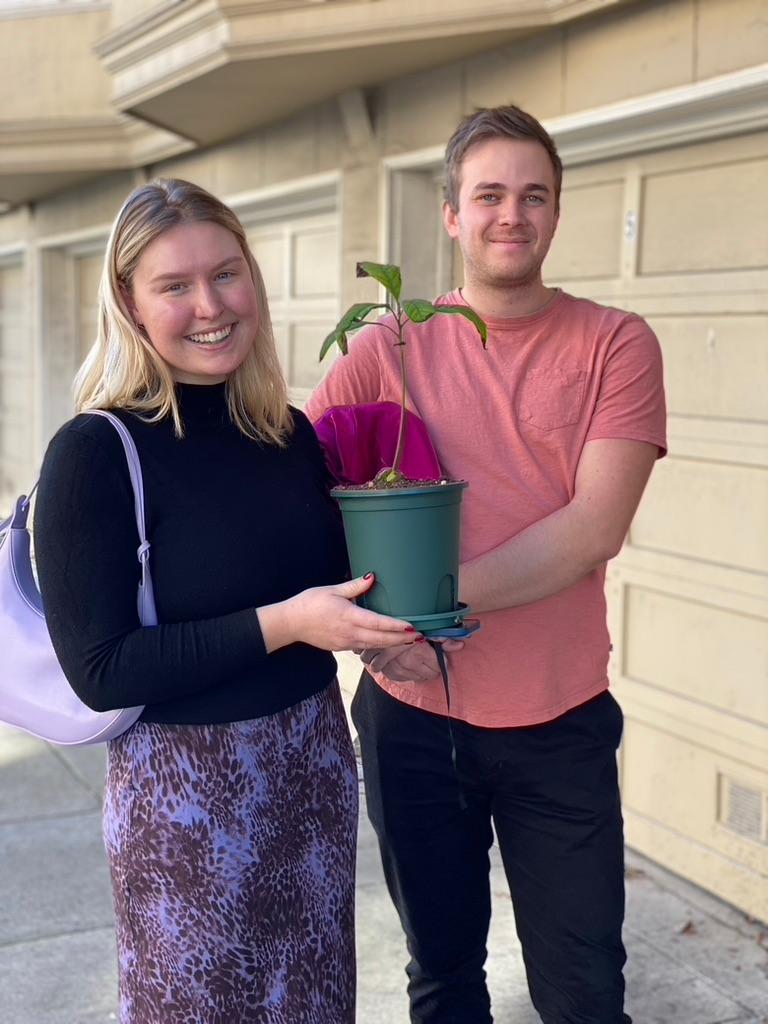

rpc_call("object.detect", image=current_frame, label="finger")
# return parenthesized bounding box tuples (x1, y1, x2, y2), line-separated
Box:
(350, 608, 418, 636)
(431, 639, 465, 652)
(332, 573, 376, 600)
(363, 643, 411, 670)
(350, 630, 422, 650)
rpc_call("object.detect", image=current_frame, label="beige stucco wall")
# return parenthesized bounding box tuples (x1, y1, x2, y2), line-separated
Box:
(0, 9, 113, 124)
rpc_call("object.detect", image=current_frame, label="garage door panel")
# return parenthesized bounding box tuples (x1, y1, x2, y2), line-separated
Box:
(246, 211, 338, 400)
(650, 314, 768, 420)
(290, 321, 337, 391)
(292, 228, 338, 298)
(621, 719, 768, 885)
(623, 585, 768, 724)
(546, 179, 624, 280)
(630, 456, 768, 574)
(639, 158, 768, 275)
(251, 231, 286, 299)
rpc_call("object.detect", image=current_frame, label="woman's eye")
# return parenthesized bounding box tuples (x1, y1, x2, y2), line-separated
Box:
(165, 282, 186, 293)
(216, 271, 235, 281)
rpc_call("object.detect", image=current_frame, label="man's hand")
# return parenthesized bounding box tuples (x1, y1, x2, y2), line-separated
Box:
(357, 638, 465, 682)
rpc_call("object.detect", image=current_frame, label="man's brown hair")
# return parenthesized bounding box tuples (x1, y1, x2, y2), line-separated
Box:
(444, 105, 563, 211)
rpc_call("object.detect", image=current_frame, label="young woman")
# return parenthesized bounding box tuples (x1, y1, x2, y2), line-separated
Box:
(34, 178, 418, 1023)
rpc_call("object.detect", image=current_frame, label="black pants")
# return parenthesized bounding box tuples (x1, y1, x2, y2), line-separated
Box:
(352, 673, 632, 1024)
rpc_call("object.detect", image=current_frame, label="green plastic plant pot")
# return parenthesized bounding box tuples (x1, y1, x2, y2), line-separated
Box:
(331, 480, 467, 629)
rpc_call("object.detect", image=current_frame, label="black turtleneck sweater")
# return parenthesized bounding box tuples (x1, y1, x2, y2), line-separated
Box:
(34, 384, 350, 724)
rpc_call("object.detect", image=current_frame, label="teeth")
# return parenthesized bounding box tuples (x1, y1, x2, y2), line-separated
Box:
(186, 325, 233, 344)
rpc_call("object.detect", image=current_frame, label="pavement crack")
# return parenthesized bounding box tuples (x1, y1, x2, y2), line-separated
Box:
(0, 807, 101, 828)
(0, 922, 114, 951)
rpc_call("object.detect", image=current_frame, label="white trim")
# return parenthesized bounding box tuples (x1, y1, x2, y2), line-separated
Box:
(383, 145, 443, 172)
(0, 1, 108, 21)
(34, 224, 112, 250)
(0, 242, 26, 263)
(225, 172, 340, 224)
(547, 63, 768, 165)
(381, 63, 768, 178)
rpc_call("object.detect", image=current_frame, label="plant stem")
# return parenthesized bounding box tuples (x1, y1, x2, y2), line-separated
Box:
(391, 311, 408, 475)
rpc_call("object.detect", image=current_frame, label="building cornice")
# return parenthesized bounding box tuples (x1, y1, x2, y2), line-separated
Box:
(0, 115, 193, 205)
(95, 0, 633, 112)
(0, 116, 193, 170)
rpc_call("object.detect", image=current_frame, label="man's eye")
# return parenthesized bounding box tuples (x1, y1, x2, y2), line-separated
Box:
(477, 194, 499, 203)
(525, 194, 545, 205)
(165, 282, 186, 293)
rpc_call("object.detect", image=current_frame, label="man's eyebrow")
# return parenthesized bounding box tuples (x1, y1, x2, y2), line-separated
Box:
(470, 181, 551, 194)
(471, 182, 508, 193)
(149, 255, 244, 284)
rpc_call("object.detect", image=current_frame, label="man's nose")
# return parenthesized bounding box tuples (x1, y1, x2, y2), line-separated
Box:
(496, 199, 526, 225)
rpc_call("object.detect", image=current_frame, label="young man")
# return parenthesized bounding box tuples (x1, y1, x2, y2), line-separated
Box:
(306, 105, 666, 1023)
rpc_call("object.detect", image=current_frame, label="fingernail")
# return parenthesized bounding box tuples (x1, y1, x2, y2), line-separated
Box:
(403, 625, 417, 632)
(415, 636, 427, 643)
(363, 571, 375, 581)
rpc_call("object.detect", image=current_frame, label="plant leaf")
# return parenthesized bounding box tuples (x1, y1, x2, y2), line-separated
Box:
(402, 299, 437, 324)
(319, 302, 385, 361)
(356, 261, 402, 301)
(434, 304, 488, 347)
(319, 327, 343, 361)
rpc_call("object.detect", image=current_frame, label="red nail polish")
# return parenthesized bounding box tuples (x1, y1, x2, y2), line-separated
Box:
(363, 571, 375, 581)
(404, 625, 417, 632)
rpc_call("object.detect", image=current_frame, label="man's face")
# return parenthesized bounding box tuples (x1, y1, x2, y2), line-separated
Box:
(443, 137, 559, 293)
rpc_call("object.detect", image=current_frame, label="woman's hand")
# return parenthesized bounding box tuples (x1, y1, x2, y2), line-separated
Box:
(257, 574, 420, 654)
(358, 638, 465, 682)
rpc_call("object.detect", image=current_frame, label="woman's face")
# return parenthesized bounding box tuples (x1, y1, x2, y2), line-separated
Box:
(126, 220, 260, 385)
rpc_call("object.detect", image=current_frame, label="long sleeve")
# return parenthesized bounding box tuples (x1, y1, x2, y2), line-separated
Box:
(34, 393, 348, 723)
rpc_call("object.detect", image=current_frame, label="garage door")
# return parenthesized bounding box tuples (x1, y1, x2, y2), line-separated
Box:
(247, 212, 339, 407)
(544, 128, 768, 919)
(0, 261, 31, 510)
(75, 250, 103, 363)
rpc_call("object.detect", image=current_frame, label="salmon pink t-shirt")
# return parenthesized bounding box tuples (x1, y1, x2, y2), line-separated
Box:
(305, 289, 666, 727)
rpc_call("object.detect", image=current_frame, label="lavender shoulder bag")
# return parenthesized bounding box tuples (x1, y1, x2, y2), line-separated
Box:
(0, 411, 157, 745)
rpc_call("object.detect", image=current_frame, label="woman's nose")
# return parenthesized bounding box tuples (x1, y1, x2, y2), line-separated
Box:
(195, 282, 224, 319)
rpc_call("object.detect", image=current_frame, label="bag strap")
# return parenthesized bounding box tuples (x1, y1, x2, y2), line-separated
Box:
(1, 411, 157, 626)
(85, 410, 157, 627)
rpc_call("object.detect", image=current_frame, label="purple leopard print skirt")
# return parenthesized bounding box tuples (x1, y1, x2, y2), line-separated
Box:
(103, 681, 358, 1024)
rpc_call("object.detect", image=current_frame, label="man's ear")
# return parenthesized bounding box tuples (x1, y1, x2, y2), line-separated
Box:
(442, 200, 460, 240)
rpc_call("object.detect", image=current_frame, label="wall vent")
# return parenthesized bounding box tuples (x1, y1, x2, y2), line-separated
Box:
(718, 775, 767, 844)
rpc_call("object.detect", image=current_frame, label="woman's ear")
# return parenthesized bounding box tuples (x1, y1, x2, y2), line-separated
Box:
(120, 284, 143, 329)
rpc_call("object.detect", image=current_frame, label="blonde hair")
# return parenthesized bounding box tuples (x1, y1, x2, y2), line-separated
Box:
(74, 178, 293, 445)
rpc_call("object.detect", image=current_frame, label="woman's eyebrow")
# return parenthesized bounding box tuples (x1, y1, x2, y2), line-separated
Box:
(149, 255, 244, 284)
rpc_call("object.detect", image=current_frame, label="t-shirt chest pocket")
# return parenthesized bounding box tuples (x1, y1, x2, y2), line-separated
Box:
(518, 367, 587, 431)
